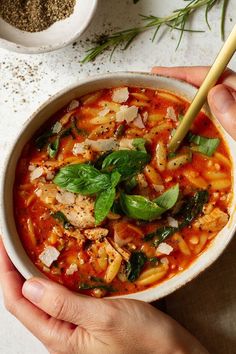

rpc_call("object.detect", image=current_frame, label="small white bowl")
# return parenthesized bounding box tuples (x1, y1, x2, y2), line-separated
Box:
(1, 72, 236, 302)
(0, 0, 98, 53)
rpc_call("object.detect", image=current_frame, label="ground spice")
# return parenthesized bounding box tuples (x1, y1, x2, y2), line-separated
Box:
(0, 0, 76, 32)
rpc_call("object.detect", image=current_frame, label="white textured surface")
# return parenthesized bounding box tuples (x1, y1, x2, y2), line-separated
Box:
(0, 1, 235, 353)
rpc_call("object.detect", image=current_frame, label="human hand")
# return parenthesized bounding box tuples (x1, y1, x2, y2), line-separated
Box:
(0, 239, 208, 354)
(151, 66, 236, 140)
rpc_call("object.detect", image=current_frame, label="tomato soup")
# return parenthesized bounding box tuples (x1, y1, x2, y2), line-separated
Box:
(14, 87, 232, 297)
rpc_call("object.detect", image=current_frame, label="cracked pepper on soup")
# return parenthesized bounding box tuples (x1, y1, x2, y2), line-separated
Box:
(14, 86, 232, 297)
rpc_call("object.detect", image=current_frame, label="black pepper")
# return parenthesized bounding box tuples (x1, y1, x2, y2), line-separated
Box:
(0, 0, 76, 32)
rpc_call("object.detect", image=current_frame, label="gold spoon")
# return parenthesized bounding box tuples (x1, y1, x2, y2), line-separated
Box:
(169, 24, 236, 153)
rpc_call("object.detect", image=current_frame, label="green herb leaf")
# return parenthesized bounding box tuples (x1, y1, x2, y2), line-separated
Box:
(153, 184, 179, 209)
(132, 138, 147, 152)
(178, 189, 209, 228)
(126, 251, 147, 282)
(144, 189, 209, 245)
(48, 137, 60, 158)
(120, 193, 166, 220)
(124, 176, 138, 193)
(94, 172, 120, 225)
(188, 132, 220, 156)
(79, 283, 115, 292)
(102, 150, 150, 179)
(71, 117, 88, 137)
(54, 164, 111, 195)
(115, 124, 126, 138)
(120, 184, 179, 221)
(51, 211, 72, 230)
(35, 129, 53, 150)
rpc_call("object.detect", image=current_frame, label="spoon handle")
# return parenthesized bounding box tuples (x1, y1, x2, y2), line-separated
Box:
(169, 24, 236, 153)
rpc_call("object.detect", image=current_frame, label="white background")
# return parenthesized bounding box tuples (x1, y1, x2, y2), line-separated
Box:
(0, 1, 236, 353)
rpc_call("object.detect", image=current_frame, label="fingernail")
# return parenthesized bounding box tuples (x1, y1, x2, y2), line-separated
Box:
(211, 88, 234, 114)
(23, 280, 45, 303)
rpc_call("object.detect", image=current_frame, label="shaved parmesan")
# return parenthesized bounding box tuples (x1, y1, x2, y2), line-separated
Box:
(166, 106, 177, 121)
(52, 122, 62, 134)
(85, 138, 119, 152)
(112, 87, 129, 103)
(116, 105, 138, 123)
(133, 114, 145, 128)
(66, 263, 78, 276)
(30, 167, 44, 181)
(73, 142, 86, 156)
(167, 216, 178, 228)
(156, 242, 173, 255)
(39, 246, 60, 267)
(68, 100, 80, 111)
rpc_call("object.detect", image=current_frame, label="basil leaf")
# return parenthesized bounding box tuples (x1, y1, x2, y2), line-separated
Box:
(51, 211, 72, 230)
(132, 138, 147, 152)
(126, 251, 147, 282)
(188, 132, 220, 156)
(124, 176, 138, 193)
(94, 171, 121, 225)
(95, 187, 116, 225)
(120, 184, 179, 221)
(93, 151, 113, 170)
(153, 184, 179, 209)
(54, 164, 111, 195)
(48, 137, 60, 158)
(102, 150, 150, 179)
(120, 193, 167, 220)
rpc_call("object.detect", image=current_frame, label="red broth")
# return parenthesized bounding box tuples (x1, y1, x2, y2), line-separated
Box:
(14, 87, 232, 297)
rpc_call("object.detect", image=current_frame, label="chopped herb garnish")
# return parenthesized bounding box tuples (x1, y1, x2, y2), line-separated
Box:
(79, 283, 116, 292)
(51, 211, 73, 230)
(188, 132, 220, 156)
(126, 251, 147, 282)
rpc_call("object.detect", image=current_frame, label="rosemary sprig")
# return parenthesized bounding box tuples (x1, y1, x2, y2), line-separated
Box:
(82, 0, 228, 63)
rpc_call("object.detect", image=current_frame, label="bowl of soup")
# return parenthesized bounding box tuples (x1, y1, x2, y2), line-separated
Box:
(1, 72, 236, 302)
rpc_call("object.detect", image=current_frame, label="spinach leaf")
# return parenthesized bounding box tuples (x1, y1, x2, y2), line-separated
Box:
(51, 211, 72, 230)
(115, 124, 126, 138)
(153, 184, 179, 209)
(144, 190, 209, 245)
(178, 189, 209, 227)
(188, 132, 220, 156)
(79, 283, 115, 292)
(126, 251, 147, 282)
(102, 150, 150, 179)
(35, 129, 53, 150)
(144, 226, 178, 243)
(71, 117, 88, 137)
(54, 164, 111, 195)
(132, 138, 147, 152)
(120, 184, 179, 221)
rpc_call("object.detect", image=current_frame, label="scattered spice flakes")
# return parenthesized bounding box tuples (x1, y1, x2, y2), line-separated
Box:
(0, 0, 76, 32)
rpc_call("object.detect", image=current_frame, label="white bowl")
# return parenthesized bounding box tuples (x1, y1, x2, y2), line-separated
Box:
(0, 0, 97, 53)
(1, 72, 236, 302)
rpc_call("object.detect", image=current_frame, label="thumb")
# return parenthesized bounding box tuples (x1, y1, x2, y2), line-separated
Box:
(208, 84, 236, 140)
(22, 277, 102, 325)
